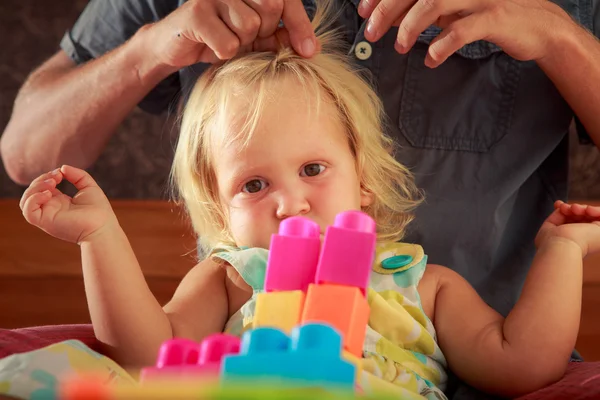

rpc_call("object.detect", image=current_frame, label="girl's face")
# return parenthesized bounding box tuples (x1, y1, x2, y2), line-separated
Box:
(213, 77, 373, 249)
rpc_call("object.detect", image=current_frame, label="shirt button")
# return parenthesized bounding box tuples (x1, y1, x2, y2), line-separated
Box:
(381, 255, 413, 270)
(354, 41, 372, 61)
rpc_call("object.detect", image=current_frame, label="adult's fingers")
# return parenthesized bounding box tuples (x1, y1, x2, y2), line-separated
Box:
(364, 0, 413, 42)
(252, 27, 291, 52)
(281, 0, 317, 57)
(186, 2, 241, 59)
(358, 0, 380, 18)
(425, 13, 485, 68)
(396, 0, 467, 51)
(217, 0, 262, 46)
(243, 0, 284, 38)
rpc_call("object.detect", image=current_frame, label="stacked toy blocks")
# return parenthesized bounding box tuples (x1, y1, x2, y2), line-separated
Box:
(254, 210, 375, 358)
(139, 333, 240, 382)
(253, 216, 321, 333)
(302, 211, 375, 357)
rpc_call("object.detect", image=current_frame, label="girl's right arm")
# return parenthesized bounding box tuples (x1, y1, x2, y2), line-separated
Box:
(163, 258, 230, 343)
(81, 234, 229, 368)
(20, 165, 229, 368)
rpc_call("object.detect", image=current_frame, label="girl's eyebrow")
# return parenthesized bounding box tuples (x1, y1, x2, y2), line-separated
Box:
(224, 163, 263, 187)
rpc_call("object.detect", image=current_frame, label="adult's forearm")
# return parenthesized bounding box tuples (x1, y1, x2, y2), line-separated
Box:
(0, 25, 177, 185)
(538, 21, 600, 146)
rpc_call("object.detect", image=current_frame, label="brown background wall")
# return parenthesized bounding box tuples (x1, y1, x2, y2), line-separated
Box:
(1, 0, 599, 199)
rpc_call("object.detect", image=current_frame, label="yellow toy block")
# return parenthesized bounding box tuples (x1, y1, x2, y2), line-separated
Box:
(253, 290, 305, 333)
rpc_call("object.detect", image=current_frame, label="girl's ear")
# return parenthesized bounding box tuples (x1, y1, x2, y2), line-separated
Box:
(360, 187, 374, 207)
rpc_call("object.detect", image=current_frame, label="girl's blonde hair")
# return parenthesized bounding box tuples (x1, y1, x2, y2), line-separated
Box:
(171, 1, 422, 253)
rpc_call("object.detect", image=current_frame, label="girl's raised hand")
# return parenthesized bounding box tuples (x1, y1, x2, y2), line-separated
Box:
(535, 201, 600, 257)
(20, 165, 117, 244)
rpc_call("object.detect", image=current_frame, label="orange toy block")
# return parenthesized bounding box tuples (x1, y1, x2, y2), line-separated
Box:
(253, 290, 305, 333)
(300, 284, 369, 357)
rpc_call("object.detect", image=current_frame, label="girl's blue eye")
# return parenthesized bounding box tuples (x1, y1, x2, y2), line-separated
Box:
(302, 164, 325, 177)
(243, 179, 266, 194)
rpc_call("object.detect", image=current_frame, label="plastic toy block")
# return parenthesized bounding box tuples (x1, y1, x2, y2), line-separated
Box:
(342, 350, 363, 381)
(140, 334, 240, 382)
(59, 377, 212, 400)
(58, 377, 367, 400)
(253, 290, 305, 333)
(221, 323, 355, 390)
(264, 216, 321, 292)
(316, 211, 376, 295)
(59, 376, 111, 400)
(301, 284, 369, 357)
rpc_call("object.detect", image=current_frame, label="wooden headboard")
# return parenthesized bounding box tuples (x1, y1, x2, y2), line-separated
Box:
(0, 200, 197, 328)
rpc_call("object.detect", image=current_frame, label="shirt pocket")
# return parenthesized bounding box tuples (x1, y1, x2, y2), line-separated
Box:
(398, 25, 521, 153)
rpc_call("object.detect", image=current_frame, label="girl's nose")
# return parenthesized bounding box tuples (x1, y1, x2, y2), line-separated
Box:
(276, 190, 310, 220)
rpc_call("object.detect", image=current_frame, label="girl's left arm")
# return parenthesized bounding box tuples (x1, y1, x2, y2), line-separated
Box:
(429, 236, 582, 397)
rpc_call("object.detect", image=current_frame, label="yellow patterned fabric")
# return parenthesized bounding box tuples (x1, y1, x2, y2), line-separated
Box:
(214, 242, 448, 399)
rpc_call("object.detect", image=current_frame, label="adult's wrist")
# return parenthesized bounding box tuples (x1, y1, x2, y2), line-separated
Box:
(128, 24, 180, 86)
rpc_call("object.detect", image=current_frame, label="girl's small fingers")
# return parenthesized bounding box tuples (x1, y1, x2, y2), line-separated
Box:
(30, 168, 64, 186)
(20, 179, 58, 210)
(559, 202, 572, 216)
(554, 200, 564, 209)
(60, 165, 100, 191)
(570, 203, 588, 216)
(584, 205, 600, 218)
(22, 190, 52, 225)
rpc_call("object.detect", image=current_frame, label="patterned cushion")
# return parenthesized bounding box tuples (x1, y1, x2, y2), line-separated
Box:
(0, 324, 99, 358)
(517, 362, 600, 400)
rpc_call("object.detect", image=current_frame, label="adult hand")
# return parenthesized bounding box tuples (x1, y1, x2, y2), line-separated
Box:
(358, 0, 574, 67)
(147, 0, 317, 69)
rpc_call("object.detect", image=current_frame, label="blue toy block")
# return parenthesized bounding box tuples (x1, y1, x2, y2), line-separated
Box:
(221, 323, 355, 390)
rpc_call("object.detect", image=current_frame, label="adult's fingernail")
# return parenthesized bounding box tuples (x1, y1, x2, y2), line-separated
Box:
(51, 168, 60, 175)
(302, 38, 315, 56)
(366, 21, 378, 40)
(358, 1, 367, 15)
(395, 40, 406, 53)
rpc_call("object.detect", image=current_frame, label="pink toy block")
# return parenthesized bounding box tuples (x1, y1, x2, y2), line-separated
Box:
(264, 216, 321, 292)
(315, 211, 376, 295)
(140, 334, 240, 382)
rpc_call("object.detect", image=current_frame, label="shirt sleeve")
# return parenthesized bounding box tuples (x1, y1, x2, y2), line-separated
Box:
(573, 0, 599, 144)
(59, 0, 180, 114)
